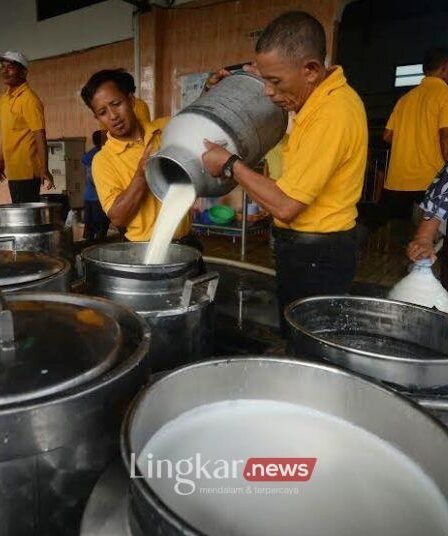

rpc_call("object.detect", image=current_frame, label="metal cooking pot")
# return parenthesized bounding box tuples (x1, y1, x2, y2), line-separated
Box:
(0, 202, 72, 259)
(0, 238, 70, 294)
(114, 357, 448, 536)
(147, 73, 287, 200)
(285, 296, 448, 390)
(0, 292, 150, 536)
(82, 243, 218, 372)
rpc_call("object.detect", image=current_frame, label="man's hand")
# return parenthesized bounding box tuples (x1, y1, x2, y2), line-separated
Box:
(407, 218, 441, 263)
(204, 69, 232, 91)
(407, 237, 437, 263)
(40, 169, 55, 190)
(137, 133, 160, 175)
(202, 139, 232, 177)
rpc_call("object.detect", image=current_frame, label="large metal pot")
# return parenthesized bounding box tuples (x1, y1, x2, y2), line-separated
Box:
(82, 243, 218, 372)
(0, 240, 70, 294)
(113, 357, 448, 536)
(285, 295, 448, 426)
(0, 202, 72, 259)
(0, 292, 150, 536)
(147, 73, 287, 200)
(285, 296, 448, 390)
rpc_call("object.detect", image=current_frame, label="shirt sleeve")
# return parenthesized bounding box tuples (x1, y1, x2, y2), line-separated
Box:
(22, 93, 45, 131)
(420, 164, 448, 221)
(92, 152, 124, 215)
(276, 111, 349, 205)
(386, 101, 400, 130)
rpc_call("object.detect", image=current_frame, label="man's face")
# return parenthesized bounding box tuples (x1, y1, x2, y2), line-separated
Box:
(90, 81, 136, 139)
(255, 49, 320, 113)
(1, 60, 26, 87)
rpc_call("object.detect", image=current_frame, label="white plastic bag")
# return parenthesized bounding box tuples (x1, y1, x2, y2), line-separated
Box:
(388, 259, 448, 313)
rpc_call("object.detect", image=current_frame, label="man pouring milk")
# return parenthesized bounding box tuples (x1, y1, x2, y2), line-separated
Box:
(80, 69, 192, 245)
(202, 11, 368, 332)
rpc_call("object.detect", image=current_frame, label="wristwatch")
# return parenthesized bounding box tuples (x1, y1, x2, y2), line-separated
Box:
(222, 154, 242, 180)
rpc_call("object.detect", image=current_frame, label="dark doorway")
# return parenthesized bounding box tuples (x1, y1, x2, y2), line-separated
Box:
(337, 0, 448, 144)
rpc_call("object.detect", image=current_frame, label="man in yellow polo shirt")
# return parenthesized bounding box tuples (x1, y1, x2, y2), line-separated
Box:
(0, 51, 54, 203)
(80, 69, 190, 242)
(381, 47, 448, 222)
(202, 11, 367, 331)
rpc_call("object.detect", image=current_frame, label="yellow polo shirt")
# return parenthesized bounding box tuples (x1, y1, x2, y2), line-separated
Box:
(0, 82, 45, 180)
(92, 117, 191, 242)
(276, 66, 367, 233)
(385, 76, 448, 191)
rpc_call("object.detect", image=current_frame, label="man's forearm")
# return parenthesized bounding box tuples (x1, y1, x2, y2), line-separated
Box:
(107, 171, 148, 228)
(414, 217, 441, 242)
(33, 129, 49, 173)
(233, 161, 306, 223)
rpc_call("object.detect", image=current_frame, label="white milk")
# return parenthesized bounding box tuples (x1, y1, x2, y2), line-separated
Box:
(137, 399, 448, 536)
(144, 183, 196, 264)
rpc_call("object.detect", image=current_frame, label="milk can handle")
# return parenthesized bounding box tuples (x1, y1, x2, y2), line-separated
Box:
(0, 236, 16, 261)
(181, 272, 219, 308)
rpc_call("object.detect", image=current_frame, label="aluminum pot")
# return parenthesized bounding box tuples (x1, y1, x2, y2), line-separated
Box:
(0, 202, 72, 259)
(147, 73, 288, 200)
(82, 242, 218, 372)
(0, 238, 70, 294)
(285, 296, 448, 390)
(0, 292, 150, 536)
(117, 357, 448, 536)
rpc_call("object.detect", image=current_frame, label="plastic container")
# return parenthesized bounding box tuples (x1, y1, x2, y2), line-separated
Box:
(388, 259, 448, 313)
(208, 205, 235, 225)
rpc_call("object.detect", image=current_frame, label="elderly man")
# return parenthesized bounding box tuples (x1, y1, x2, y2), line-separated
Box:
(202, 11, 367, 330)
(80, 69, 190, 242)
(0, 51, 53, 203)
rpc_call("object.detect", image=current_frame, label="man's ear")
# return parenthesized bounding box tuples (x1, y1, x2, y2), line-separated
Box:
(129, 92, 136, 107)
(303, 60, 322, 84)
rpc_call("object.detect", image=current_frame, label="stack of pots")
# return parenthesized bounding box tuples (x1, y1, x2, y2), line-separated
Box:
(82, 243, 218, 372)
(0, 292, 150, 535)
(0, 202, 72, 259)
(0, 237, 70, 294)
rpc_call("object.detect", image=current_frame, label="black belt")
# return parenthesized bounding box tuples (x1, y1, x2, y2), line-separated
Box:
(272, 226, 357, 243)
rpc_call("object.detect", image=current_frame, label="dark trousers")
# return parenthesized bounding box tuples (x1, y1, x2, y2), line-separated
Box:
(377, 189, 425, 224)
(83, 200, 110, 241)
(8, 178, 41, 203)
(273, 227, 358, 334)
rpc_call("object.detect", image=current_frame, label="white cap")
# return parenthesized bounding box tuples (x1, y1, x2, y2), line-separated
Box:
(0, 51, 28, 69)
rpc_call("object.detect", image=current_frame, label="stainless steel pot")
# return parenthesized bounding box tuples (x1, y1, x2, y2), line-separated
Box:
(285, 296, 448, 391)
(116, 357, 448, 536)
(82, 243, 218, 372)
(0, 238, 70, 293)
(0, 202, 72, 259)
(0, 292, 150, 536)
(147, 73, 287, 200)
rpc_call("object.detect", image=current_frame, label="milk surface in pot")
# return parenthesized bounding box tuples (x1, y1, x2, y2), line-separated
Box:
(137, 399, 448, 536)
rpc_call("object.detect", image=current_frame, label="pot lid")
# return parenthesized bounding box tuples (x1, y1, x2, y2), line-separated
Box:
(0, 251, 66, 287)
(0, 298, 122, 406)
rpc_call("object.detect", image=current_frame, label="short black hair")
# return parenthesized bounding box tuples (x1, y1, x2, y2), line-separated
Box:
(81, 69, 134, 109)
(256, 11, 326, 64)
(423, 47, 448, 75)
(92, 130, 103, 148)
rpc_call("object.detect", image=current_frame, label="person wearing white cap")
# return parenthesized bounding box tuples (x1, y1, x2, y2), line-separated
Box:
(0, 50, 54, 203)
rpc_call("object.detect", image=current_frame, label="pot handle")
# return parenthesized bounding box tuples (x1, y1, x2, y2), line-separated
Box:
(181, 271, 219, 308)
(0, 236, 16, 261)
